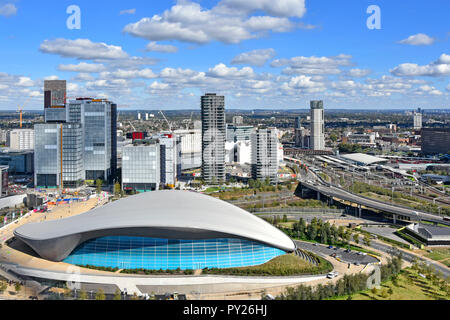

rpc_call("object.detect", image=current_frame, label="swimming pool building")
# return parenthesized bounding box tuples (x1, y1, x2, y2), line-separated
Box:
(14, 191, 296, 270)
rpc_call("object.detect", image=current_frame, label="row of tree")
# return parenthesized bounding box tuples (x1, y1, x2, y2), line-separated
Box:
(277, 217, 372, 247)
(277, 254, 403, 300)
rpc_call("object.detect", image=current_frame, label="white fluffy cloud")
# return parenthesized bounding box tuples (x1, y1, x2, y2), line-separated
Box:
(217, 0, 306, 18)
(58, 62, 106, 73)
(40, 39, 129, 60)
(348, 68, 371, 78)
(99, 68, 157, 79)
(414, 85, 443, 96)
(207, 63, 254, 79)
(0, 3, 17, 17)
(231, 48, 276, 66)
(391, 53, 450, 77)
(145, 42, 178, 53)
(399, 33, 435, 46)
(120, 8, 136, 15)
(16, 77, 35, 87)
(272, 54, 353, 75)
(281, 75, 326, 93)
(123, 1, 297, 44)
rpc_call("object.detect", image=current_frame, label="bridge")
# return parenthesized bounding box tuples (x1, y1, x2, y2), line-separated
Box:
(297, 181, 450, 226)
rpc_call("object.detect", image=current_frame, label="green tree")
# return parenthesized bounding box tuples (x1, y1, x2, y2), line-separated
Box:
(283, 215, 288, 223)
(79, 290, 87, 300)
(113, 289, 122, 300)
(0, 281, 7, 293)
(353, 234, 360, 245)
(95, 288, 106, 300)
(114, 182, 121, 196)
(14, 282, 21, 294)
(96, 179, 103, 194)
(63, 285, 72, 299)
(363, 234, 371, 247)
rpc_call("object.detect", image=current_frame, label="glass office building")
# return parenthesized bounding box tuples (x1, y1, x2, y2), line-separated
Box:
(67, 99, 113, 181)
(63, 236, 285, 270)
(34, 123, 84, 188)
(226, 125, 254, 143)
(122, 142, 160, 192)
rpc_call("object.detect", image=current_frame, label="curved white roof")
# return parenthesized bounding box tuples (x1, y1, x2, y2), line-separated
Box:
(15, 191, 295, 253)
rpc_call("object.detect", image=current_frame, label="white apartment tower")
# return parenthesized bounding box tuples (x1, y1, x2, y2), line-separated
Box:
(310, 100, 325, 151)
(251, 128, 279, 184)
(201, 94, 226, 184)
(414, 109, 423, 130)
(9, 129, 34, 150)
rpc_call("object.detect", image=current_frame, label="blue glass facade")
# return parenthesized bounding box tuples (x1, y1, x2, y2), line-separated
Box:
(63, 236, 285, 270)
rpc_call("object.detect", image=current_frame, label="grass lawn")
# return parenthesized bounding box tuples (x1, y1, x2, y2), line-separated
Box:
(425, 248, 450, 267)
(202, 254, 332, 276)
(333, 268, 449, 300)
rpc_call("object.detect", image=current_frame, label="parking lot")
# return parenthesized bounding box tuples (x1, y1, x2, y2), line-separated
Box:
(362, 226, 410, 245)
(295, 241, 379, 265)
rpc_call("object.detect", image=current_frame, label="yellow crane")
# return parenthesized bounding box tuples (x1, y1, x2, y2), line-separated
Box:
(17, 97, 31, 128)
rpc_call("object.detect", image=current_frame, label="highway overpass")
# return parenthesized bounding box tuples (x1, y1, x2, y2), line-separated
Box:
(297, 181, 450, 226)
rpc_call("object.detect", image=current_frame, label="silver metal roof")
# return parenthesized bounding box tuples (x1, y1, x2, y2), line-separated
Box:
(14, 191, 295, 255)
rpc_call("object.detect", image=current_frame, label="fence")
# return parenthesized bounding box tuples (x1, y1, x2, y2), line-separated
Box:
(249, 207, 344, 214)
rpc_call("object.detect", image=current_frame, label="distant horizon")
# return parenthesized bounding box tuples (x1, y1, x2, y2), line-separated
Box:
(5, 107, 450, 114)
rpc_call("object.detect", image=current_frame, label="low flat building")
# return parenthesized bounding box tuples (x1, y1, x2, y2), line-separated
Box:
(405, 224, 450, 246)
(340, 153, 388, 166)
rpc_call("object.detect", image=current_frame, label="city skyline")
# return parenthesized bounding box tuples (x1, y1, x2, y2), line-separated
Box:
(0, 0, 449, 110)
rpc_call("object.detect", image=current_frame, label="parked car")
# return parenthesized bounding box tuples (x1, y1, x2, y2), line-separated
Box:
(327, 272, 338, 279)
(327, 245, 333, 249)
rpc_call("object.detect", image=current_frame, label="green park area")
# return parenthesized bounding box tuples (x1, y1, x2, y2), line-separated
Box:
(202, 253, 332, 277)
(333, 268, 449, 300)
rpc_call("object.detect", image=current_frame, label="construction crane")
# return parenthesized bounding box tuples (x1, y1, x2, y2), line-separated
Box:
(17, 97, 31, 128)
(128, 121, 137, 132)
(182, 112, 194, 130)
(159, 110, 172, 132)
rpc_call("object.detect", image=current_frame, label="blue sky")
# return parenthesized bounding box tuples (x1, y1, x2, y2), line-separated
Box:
(0, 0, 449, 110)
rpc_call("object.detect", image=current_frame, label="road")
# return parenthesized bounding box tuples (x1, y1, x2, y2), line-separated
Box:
(368, 241, 450, 278)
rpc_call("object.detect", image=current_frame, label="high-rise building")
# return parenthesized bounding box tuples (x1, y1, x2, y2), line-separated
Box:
(44, 107, 68, 123)
(175, 129, 202, 171)
(110, 103, 118, 181)
(232, 116, 244, 125)
(157, 133, 177, 187)
(67, 98, 113, 181)
(422, 128, 450, 155)
(44, 80, 66, 108)
(251, 128, 279, 184)
(295, 117, 302, 130)
(122, 140, 160, 192)
(225, 140, 251, 165)
(201, 94, 226, 183)
(34, 123, 84, 188)
(226, 125, 254, 143)
(9, 129, 34, 150)
(414, 109, 423, 130)
(310, 100, 325, 151)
